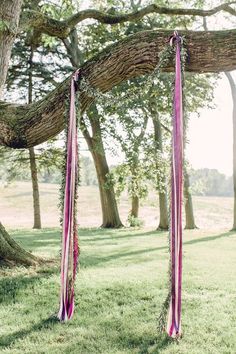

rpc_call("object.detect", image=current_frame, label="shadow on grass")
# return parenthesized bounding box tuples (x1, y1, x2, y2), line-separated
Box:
(0, 267, 58, 305)
(0, 316, 58, 348)
(81, 229, 164, 243)
(9, 228, 235, 271)
(80, 231, 235, 269)
(12, 228, 60, 251)
(11, 228, 164, 252)
(184, 231, 235, 245)
(123, 333, 173, 354)
(0, 316, 172, 353)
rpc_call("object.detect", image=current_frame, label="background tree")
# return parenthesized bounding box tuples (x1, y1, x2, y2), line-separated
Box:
(28, 47, 41, 229)
(5, 26, 71, 230)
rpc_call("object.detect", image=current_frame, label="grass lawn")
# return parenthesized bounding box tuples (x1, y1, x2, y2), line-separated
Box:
(0, 227, 236, 353)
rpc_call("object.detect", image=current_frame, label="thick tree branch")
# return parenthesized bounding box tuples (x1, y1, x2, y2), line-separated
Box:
(23, 2, 236, 39)
(1, 28, 236, 148)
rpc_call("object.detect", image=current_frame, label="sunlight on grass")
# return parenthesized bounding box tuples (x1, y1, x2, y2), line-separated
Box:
(1, 227, 236, 353)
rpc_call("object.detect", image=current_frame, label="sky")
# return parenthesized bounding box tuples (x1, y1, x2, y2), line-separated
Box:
(186, 74, 233, 176)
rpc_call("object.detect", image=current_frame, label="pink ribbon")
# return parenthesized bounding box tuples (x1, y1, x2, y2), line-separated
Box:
(166, 31, 183, 338)
(58, 70, 80, 321)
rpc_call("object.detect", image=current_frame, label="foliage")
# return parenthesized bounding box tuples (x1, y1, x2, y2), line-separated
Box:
(6, 33, 71, 101)
(109, 163, 149, 200)
(0, 147, 97, 186)
(127, 214, 144, 227)
(0, 144, 63, 184)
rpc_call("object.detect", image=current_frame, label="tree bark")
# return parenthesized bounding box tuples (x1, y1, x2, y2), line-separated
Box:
(184, 169, 197, 229)
(225, 71, 236, 230)
(92, 150, 123, 228)
(0, 222, 39, 266)
(0, 0, 23, 96)
(29, 147, 42, 229)
(158, 192, 169, 230)
(81, 108, 123, 228)
(2, 29, 236, 148)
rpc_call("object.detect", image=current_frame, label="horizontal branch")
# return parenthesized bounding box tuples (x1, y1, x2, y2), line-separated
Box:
(23, 2, 236, 39)
(1, 28, 236, 148)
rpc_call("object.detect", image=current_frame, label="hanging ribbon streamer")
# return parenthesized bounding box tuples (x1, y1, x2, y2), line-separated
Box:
(166, 31, 184, 338)
(58, 70, 80, 322)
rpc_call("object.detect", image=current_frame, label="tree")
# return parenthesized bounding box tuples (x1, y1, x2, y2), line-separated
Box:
(28, 47, 41, 229)
(148, 92, 169, 230)
(5, 16, 72, 230)
(1, 1, 236, 265)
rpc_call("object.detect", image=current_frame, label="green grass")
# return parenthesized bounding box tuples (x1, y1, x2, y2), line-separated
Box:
(1, 227, 236, 353)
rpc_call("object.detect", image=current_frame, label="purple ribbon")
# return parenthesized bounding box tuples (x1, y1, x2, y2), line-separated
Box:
(166, 31, 183, 338)
(58, 70, 80, 321)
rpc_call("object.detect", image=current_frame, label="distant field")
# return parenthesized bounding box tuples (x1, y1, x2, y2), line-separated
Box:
(0, 181, 234, 230)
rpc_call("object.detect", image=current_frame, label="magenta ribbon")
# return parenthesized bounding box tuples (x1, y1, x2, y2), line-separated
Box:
(167, 31, 183, 338)
(58, 70, 80, 322)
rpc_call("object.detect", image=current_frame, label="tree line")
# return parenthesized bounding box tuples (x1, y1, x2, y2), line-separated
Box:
(0, 151, 233, 197)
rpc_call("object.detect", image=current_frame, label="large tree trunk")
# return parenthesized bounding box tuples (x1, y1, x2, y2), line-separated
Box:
(81, 107, 123, 228)
(184, 169, 197, 229)
(2, 30, 236, 148)
(0, 0, 22, 96)
(29, 147, 42, 229)
(225, 72, 236, 230)
(92, 150, 123, 228)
